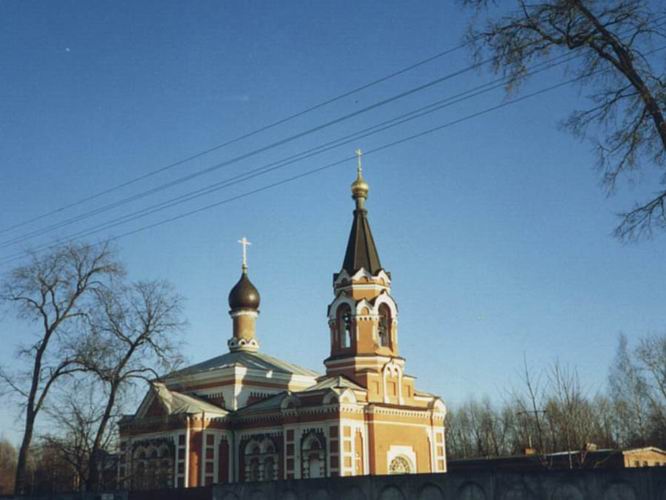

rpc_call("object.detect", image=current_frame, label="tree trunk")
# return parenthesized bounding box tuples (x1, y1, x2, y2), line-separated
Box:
(14, 409, 35, 495)
(85, 382, 118, 491)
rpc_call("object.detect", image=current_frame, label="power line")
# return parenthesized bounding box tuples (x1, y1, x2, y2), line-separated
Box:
(4, 17, 662, 246)
(0, 43, 469, 236)
(2, 22, 663, 261)
(0, 16, 666, 248)
(0, 65, 607, 268)
(6, 39, 666, 263)
(0, 59, 490, 249)
(0, 51, 578, 252)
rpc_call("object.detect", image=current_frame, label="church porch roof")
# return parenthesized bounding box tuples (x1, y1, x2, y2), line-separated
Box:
(309, 375, 366, 391)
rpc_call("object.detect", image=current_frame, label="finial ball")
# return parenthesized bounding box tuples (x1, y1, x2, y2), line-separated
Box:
(351, 148, 369, 200)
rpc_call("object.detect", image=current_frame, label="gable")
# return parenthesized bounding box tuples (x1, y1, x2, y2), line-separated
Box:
(144, 396, 168, 417)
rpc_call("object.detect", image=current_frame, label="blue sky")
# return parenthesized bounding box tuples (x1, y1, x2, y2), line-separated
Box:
(1, 1, 665, 444)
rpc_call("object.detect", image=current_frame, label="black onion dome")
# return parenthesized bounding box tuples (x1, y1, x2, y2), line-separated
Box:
(228, 270, 260, 310)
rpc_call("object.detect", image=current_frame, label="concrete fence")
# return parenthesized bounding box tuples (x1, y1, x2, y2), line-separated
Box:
(5, 468, 666, 500)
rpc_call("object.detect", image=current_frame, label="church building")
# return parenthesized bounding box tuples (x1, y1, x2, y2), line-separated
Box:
(117, 154, 447, 489)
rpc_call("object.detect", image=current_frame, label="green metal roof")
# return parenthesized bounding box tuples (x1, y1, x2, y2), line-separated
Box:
(164, 350, 319, 379)
(307, 375, 365, 391)
(153, 383, 228, 416)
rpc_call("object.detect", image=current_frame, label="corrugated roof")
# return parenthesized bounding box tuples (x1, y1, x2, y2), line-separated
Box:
(164, 350, 319, 379)
(153, 383, 228, 416)
(234, 392, 291, 416)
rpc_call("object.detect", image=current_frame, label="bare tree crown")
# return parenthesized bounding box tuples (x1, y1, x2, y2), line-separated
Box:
(462, 0, 666, 238)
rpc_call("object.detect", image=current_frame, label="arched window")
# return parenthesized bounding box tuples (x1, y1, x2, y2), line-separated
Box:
(244, 438, 278, 482)
(158, 459, 173, 488)
(249, 457, 260, 481)
(378, 304, 391, 347)
(263, 456, 275, 480)
(132, 442, 174, 490)
(301, 432, 326, 479)
(136, 462, 146, 489)
(309, 457, 322, 478)
(337, 304, 353, 348)
(133, 449, 147, 490)
(389, 456, 412, 474)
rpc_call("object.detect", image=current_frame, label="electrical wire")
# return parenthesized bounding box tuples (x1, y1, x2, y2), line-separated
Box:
(0, 51, 578, 251)
(0, 60, 492, 248)
(4, 16, 663, 245)
(2, 23, 663, 264)
(0, 43, 469, 236)
(0, 61, 620, 268)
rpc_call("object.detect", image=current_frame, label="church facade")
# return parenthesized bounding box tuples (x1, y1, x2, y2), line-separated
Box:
(117, 158, 447, 489)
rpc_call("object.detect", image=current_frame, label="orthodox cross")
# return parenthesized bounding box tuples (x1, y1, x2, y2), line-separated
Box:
(355, 148, 363, 175)
(238, 236, 251, 271)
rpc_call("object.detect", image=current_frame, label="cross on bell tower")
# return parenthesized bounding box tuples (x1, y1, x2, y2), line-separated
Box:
(324, 150, 404, 404)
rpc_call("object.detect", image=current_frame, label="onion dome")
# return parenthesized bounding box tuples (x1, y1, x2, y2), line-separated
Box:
(351, 170, 369, 201)
(351, 149, 369, 203)
(342, 149, 382, 275)
(228, 269, 260, 311)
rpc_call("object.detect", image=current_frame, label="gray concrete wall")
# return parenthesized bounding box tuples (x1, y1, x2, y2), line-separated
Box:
(5, 468, 666, 500)
(212, 469, 666, 500)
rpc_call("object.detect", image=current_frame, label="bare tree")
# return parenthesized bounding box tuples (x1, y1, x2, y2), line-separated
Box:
(75, 280, 184, 490)
(0, 438, 17, 494)
(24, 440, 79, 495)
(609, 334, 652, 446)
(610, 333, 666, 447)
(41, 377, 110, 490)
(0, 242, 123, 494)
(462, 0, 666, 239)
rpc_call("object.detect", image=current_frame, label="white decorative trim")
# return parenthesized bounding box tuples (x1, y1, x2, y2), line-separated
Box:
(337, 283, 389, 293)
(370, 420, 433, 428)
(382, 359, 404, 405)
(333, 268, 392, 287)
(184, 419, 190, 487)
(201, 423, 206, 485)
(322, 391, 339, 405)
(371, 292, 398, 317)
(387, 445, 416, 474)
(325, 354, 393, 367)
(338, 388, 357, 404)
(280, 393, 301, 410)
(227, 337, 260, 352)
(327, 295, 357, 321)
(229, 310, 259, 318)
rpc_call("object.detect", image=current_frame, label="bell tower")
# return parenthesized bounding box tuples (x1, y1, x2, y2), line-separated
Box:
(324, 151, 411, 404)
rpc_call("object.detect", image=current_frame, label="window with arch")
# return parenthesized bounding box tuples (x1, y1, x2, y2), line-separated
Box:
(248, 457, 260, 481)
(389, 455, 412, 474)
(134, 450, 147, 490)
(264, 456, 275, 481)
(378, 303, 391, 347)
(244, 437, 279, 482)
(337, 304, 353, 348)
(131, 440, 175, 490)
(156, 445, 174, 488)
(301, 432, 326, 479)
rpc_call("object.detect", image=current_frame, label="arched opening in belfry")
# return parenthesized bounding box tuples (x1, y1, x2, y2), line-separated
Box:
(337, 304, 353, 348)
(378, 303, 391, 347)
